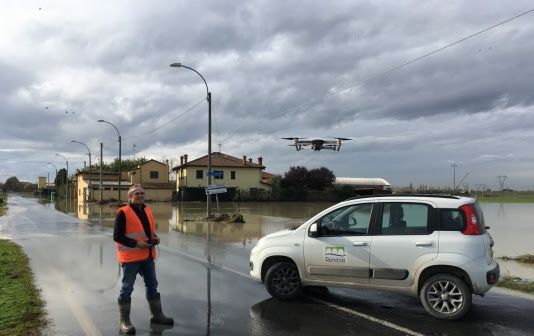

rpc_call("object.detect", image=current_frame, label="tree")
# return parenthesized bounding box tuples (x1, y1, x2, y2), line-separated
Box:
(85, 157, 147, 173)
(281, 166, 308, 188)
(54, 168, 67, 186)
(2, 176, 21, 192)
(306, 167, 335, 191)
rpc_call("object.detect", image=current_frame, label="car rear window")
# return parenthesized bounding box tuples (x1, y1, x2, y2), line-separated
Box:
(439, 209, 464, 231)
(439, 202, 487, 233)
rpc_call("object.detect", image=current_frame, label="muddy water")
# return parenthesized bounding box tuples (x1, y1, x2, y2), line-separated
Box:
(63, 200, 534, 279)
(479, 203, 534, 280)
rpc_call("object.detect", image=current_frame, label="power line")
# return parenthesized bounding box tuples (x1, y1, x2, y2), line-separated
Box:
(219, 8, 534, 145)
(123, 98, 206, 140)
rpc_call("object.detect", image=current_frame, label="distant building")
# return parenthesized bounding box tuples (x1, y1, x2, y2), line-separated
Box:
(334, 177, 392, 195)
(37, 176, 56, 190)
(172, 152, 272, 200)
(75, 159, 174, 202)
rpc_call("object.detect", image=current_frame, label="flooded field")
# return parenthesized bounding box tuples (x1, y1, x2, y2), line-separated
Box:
(56, 200, 534, 280)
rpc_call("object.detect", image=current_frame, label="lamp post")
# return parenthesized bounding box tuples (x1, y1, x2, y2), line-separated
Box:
(170, 62, 212, 218)
(55, 154, 68, 209)
(47, 162, 57, 185)
(98, 119, 122, 204)
(71, 140, 92, 202)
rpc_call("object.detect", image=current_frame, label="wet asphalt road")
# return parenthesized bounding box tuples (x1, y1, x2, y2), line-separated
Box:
(1, 195, 533, 336)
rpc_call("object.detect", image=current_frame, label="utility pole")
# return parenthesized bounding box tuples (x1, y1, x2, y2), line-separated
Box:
(100, 143, 103, 202)
(451, 163, 458, 195)
(498, 175, 507, 191)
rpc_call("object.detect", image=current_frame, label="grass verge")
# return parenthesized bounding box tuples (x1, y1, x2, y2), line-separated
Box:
(476, 193, 534, 203)
(499, 254, 534, 264)
(498, 276, 534, 295)
(0, 239, 48, 336)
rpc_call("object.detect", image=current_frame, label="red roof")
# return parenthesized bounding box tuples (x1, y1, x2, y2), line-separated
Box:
(261, 171, 274, 181)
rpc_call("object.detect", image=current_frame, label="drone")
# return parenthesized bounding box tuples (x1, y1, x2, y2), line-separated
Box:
(282, 137, 352, 151)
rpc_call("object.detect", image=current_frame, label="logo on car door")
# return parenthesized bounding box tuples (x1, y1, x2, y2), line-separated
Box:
(324, 245, 346, 263)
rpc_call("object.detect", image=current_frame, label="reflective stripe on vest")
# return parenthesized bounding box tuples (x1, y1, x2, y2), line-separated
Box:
(115, 205, 156, 263)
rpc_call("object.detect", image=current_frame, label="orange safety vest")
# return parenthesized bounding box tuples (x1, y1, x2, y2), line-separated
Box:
(115, 205, 156, 263)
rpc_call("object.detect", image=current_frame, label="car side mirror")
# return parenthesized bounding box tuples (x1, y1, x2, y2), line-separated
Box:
(308, 223, 319, 237)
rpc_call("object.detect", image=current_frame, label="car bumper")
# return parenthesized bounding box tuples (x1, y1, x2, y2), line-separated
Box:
(249, 247, 262, 282)
(464, 257, 500, 294)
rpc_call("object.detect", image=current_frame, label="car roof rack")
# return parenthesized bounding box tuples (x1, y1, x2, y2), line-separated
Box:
(343, 193, 462, 201)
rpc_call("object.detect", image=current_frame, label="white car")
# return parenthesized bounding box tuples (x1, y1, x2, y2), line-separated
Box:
(249, 195, 500, 320)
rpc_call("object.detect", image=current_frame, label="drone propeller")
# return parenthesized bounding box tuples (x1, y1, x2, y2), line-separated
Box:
(329, 136, 352, 141)
(282, 137, 307, 140)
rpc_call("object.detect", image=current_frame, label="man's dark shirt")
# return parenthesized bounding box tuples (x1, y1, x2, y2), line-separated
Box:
(113, 203, 155, 259)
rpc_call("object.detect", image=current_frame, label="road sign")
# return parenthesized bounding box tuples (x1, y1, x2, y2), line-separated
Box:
(207, 171, 223, 177)
(205, 187, 227, 195)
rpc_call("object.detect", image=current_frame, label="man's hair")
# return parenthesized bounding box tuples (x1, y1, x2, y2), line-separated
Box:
(128, 184, 143, 197)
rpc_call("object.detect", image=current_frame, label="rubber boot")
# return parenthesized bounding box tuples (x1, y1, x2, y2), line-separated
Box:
(147, 293, 174, 325)
(118, 298, 136, 334)
(150, 322, 173, 336)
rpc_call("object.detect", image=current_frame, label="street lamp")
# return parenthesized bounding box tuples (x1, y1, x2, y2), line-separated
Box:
(47, 162, 57, 185)
(98, 119, 122, 204)
(170, 62, 212, 218)
(55, 154, 68, 209)
(71, 140, 92, 202)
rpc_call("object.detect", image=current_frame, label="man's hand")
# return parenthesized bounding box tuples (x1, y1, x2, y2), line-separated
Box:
(136, 240, 152, 248)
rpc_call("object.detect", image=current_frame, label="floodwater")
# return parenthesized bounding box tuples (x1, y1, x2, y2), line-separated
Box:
(58, 200, 534, 280)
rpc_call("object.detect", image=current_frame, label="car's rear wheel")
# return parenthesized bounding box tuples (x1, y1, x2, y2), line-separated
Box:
(420, 273, 472, 320)
(265, 261, 302, 300)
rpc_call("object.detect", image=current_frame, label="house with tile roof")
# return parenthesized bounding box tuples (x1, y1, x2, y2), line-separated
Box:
(75, 159, 174, 202)
(172, 152, 272, 200)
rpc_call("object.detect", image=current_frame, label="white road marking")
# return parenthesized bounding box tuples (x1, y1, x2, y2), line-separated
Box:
(49, 268, 103, 336)
(310, 297, 426, 336)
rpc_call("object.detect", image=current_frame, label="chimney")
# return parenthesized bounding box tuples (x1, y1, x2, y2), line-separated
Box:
(258, 157, 263, 166)
(184, 154, 188, 164)
(243, 155, 247, 165)
(180, 156, 183, 165)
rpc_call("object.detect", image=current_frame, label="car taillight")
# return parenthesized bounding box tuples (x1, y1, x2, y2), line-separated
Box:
(460, 204, 480, 235)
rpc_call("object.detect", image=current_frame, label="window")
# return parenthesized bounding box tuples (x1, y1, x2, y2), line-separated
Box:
(214, 170, 224, 179)
(149, 171, 159, 179)
(231, 171, 236, 180)
(439, 209, 464, 231)
(380, 203, 429, 235)
(196, 170, 203, 179)
(319, 203, 373, 236)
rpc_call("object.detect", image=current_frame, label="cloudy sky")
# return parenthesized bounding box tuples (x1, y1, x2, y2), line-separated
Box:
(1, 0, 533, 190)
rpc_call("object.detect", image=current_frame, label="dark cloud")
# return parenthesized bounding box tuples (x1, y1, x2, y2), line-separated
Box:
(1, 1, 534, 188)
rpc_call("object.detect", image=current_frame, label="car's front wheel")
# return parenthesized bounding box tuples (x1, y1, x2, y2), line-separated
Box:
(420, 273, 472, 320)
(265, 261, 302, 300)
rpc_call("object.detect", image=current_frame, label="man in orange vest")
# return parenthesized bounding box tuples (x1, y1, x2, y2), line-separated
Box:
(113, 184, 173, 334)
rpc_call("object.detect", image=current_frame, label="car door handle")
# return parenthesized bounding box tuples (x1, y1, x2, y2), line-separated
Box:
(353, 242, 367, 246)
(415, 241, 433, 247)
